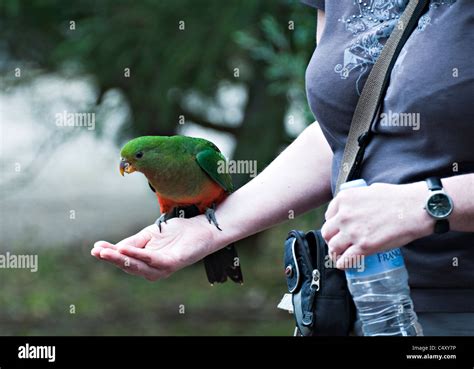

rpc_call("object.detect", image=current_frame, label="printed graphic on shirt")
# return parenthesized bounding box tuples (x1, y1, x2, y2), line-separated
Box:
(417, 0, 456, 31)
(392, 0, 457, 75)
(334, 0, 456, 95)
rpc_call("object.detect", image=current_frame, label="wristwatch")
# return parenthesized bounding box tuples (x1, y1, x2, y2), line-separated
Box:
(424, 177, 454, 234)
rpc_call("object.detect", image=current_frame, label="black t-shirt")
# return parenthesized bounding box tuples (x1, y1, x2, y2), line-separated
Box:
(303, 0, 474, 312)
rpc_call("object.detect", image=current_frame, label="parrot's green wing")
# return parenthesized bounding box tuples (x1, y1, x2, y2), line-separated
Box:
(196, 149, 234, 193)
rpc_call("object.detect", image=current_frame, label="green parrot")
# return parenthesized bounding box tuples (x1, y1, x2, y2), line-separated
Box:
(119, 135, 243, 284)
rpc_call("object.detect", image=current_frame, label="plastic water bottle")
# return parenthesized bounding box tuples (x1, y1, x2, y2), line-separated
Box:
(340, 179, 423, 336)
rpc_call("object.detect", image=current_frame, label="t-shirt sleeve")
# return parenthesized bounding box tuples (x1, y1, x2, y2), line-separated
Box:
(300, 0, 325, 11)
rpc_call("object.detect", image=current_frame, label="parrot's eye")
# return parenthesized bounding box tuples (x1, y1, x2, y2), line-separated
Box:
(135, 151, 144, 159)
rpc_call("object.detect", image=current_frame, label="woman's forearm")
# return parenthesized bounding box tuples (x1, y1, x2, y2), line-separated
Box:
(206, 122, 333, 249)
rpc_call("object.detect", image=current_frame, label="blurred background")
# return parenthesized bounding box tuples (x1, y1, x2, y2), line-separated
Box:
(0, 0, 325, 335)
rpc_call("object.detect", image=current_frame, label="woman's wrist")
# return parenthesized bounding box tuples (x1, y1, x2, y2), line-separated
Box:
(442, 174, 474, 232)
(193, 211, 241, 253)
(403, 181, 435, 239)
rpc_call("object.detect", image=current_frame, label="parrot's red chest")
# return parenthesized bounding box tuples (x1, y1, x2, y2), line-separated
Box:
(156, 179, 227, 214)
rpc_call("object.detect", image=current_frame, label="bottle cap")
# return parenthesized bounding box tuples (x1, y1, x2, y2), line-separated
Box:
(340, 178, 367, 191)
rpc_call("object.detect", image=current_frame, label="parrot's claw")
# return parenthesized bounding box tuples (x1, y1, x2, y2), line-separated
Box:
(205, 205, 222, 231)
(155, 213, 170, 233)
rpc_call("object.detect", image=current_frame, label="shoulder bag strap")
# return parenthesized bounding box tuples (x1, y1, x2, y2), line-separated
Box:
(334, 0, 430, 194)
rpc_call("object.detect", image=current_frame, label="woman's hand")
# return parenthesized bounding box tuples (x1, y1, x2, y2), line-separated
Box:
(321, 181, 435, 269)
(91, 215, 218, 281)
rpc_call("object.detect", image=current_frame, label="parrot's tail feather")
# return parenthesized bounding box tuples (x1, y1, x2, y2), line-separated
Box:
(204, 244, 243, 284)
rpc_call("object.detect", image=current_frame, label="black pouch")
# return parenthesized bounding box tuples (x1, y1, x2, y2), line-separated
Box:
(284, 229, 356, 336)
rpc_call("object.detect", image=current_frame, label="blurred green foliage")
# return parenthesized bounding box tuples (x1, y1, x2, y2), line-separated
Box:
(0, 0, 316, 136)
(1, 0, 317, 188)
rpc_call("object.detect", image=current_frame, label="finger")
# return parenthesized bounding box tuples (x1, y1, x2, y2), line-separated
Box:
(91, 247, 101, 258)
(117, 246, 153, 264)
(100, 248, 144, 269)
(324, 197, 339, 220)
(327, 232, 352, 260)
(99, 248, 163, 280)
(321, 219, 339, 243)
(94, 241, 118, 250)
(91, 241, 118, 259)
(115, 225, 155, 249)
(118, 245, 173, 270)
(336, 245, 366, 270)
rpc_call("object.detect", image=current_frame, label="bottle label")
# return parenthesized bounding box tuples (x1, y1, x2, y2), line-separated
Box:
(345, 248, 405, 278)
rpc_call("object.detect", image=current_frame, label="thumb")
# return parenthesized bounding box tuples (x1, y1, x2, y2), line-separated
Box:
(115, 225, 155, 249)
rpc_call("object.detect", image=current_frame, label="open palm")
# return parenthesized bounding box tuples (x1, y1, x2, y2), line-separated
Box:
(91, 216, 216, 281)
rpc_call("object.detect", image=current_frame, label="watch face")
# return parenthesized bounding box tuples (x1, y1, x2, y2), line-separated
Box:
(427, 193, 452, 219)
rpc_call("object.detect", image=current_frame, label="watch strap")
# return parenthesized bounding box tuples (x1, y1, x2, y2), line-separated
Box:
(434, 219, 450, 234)
(426, 177, 443, 191)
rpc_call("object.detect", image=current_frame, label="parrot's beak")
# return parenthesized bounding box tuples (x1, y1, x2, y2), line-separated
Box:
(120, 159, 135, 176)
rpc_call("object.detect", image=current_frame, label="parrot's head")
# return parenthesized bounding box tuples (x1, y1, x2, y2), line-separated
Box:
(119, 136, 166, 176)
